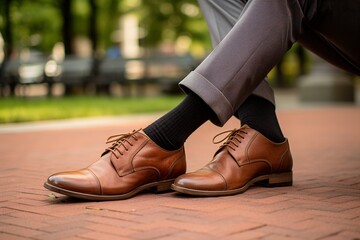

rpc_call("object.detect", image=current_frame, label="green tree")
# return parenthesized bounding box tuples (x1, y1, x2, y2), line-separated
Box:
(2, 0, 62, 54)
(133, 0, 211, 50)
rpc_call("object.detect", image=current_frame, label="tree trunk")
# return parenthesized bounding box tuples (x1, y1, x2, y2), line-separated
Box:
(4, 0, 13, 58)
(62, 0, 73, 55)
(89, 0, 97, 55)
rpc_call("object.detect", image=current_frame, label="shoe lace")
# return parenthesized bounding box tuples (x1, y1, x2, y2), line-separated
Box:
(104, 129, 142, 158)
(212, 127, 248, 151)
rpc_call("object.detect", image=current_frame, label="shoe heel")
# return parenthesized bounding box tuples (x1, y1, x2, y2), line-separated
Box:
(151, 179, 174, 193)
(261, 172, 293, 187)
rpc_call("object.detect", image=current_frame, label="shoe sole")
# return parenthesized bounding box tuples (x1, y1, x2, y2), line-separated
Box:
(44, 179, 175, 201)
(171, 172, 293, 197)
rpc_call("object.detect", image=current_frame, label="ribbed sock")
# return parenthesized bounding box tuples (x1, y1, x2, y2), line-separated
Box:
(235, 95, 285, 143)
(144, 93, 215, 150)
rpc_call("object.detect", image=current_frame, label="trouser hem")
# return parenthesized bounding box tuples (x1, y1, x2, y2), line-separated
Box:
(179, 71, 233, 126)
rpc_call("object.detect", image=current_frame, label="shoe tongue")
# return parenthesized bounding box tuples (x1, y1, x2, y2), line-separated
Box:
(213, 135, 236, 158)
(100, 139, 128, 157)
(213, 144, 226, 157)
(101, 150, 109, 157)
(213, 144, 237, 160)
(212, 127, 252, 165)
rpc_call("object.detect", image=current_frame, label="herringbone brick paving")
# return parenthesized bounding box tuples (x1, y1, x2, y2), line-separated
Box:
(0, 106, 359, 240)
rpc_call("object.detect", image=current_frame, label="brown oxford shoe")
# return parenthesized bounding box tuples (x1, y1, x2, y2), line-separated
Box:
(171, 125, 293, 196)
(44, 129, 186, 201)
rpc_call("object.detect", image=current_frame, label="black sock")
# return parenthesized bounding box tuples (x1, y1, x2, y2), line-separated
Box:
(235, 95, 285, 143)
(144, 93, 215, 150)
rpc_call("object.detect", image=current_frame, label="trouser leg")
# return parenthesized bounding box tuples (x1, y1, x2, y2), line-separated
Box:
(180, 0, 304, 126)
(197, 0, 276, 115)
(197, 0, 245, 47)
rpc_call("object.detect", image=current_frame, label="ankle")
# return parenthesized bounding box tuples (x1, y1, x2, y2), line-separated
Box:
(144, 93, 214, 151)
(236, 95, 285, 143)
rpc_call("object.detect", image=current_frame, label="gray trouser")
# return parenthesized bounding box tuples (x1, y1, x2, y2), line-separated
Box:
(179, 0, 360, 126)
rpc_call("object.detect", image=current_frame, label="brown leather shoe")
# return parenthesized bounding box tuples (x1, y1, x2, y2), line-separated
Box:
(171, 125, 292, 196)
(44, 129, 186, 200)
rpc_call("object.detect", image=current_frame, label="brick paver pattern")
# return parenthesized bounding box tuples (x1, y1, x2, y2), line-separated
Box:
(0, 107, 359, 240)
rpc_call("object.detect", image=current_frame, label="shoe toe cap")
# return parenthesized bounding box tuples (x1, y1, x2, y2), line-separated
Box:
(174, 169, 226, 191)
(47, 170, 101, 195)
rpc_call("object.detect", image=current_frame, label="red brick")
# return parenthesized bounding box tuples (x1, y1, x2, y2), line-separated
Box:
(0, 232, 29, 240)
(225, 229, 268, 240)
(84, 223, 137, 237)
(62, 237, 89, 240)
(0, 215, 49, 229)
(87, 216, 138, 228)
(0, 224, 45, 238)
(131, 227, 180, 240)
(157, 231, 212, 240)
(78, 231, 129, 240)
(34, 228, 89, 240)
(262, 235, 304, 240)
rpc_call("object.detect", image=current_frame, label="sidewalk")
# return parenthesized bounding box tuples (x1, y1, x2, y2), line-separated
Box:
(0, 99, 360, 239)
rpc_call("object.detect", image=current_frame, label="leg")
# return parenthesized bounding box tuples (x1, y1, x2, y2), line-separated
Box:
(198, 0, 245, 47)
(235, 0, 360, 142)
(197, 0, 276, 118)
(180, 0, 304, 126)
(173, 0, 305, 195)
(143, 1, 248, 150)
(199, 0, 285, 143)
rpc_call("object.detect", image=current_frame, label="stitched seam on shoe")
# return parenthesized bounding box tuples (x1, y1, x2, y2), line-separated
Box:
(245, 132, 258, 164)
(133, 166, 160, 178)
(229, 152, 243, 168)
(277, 144, 290, 173)
(165, 149, 186, 179)
(129, 138, 150, 172)
(209, 168, 228, 191)
(238, 160, 272, 174)
(238, 159, 271, 167)
(116, 138, 149, 177)
(87, 169, 102, 195)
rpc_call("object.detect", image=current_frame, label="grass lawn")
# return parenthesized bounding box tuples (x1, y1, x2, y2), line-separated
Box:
(0, 95, 184, 124)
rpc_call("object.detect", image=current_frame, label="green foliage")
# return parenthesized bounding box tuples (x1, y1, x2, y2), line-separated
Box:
(0, 0, 211, 55)
(1, 0, 62, 53)
(72, 0, 91, 37)
(136, 0, 211, 49)
(96, 0, 123, 51)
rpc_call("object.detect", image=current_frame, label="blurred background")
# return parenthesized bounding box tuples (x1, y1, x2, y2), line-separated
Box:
(0, 0, 358, 123)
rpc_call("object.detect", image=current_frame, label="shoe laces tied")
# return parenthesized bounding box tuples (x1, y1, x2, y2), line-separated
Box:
(212, 128, 248, 151)
(105, 129, 141, 158)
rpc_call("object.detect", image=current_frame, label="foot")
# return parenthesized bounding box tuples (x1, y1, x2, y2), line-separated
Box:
(44, 129, 186, 200)
(171, 125, 292, 196)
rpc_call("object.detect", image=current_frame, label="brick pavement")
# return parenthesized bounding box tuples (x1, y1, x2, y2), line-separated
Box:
(0, 106, 360, 240)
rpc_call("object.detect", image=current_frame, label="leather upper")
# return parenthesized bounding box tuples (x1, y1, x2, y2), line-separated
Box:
(174, 125, 292, 191)
(47, 131, 186, 195)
